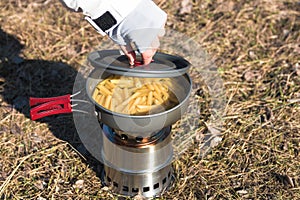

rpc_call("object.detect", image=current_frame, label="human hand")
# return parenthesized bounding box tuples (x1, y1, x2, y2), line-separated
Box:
(119, 37, 161, 66)
(107, 0, 167, 66)
(59, 0, 166, 65)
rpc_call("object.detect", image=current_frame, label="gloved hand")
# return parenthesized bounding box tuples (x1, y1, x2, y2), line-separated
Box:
(107, 0, 167, 65)
(60, 0, 167, 65)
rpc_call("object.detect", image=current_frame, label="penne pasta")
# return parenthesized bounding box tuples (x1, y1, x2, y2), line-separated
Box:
(133, 77, 142, 88)
(110, 79, 134, 86)
(105, 80, 116, 90)
(135, 89, 151, 96)
(159, 83, 168, 92)
(136, 105, 152, 113)
(104, 95, 112, 109)
(92, 75, 181, 115)
(92, 89, 99, 100)
(94, 93, 102, 103)
(152, 82, 162, 94)
(162, 91, 169, 101)
(97, 85, 112, 96)
(98, 94, 106, 106)
(140, 96, 147, 105)
(115, 103, 126, 113)
(146, 83, 155, 91)
(123, 87, 129, 100)
(112, 88, 123, 104)
(154, 99, 163, 105)
(147, 91, 153, 105)
(153, 91, 164, 103)
(129, 91, 142, 100)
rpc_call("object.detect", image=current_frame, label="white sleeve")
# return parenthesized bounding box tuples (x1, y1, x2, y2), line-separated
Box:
(61, 0, 144, 36)
(60, 0, 141, 19)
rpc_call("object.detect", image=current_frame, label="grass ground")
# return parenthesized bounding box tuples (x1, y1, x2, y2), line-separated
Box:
(0, 0, 300, 199)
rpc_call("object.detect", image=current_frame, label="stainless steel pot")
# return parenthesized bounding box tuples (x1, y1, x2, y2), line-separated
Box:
(86, 50, 192, 137)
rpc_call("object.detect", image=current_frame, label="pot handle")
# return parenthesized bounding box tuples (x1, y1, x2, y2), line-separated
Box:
(29, 94, 72, 120)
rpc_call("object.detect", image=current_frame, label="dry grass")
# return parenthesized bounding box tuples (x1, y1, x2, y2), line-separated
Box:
(1, 0, 300, 199)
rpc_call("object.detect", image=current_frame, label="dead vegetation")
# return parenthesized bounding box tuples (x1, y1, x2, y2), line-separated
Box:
(0, 0, 300, 199)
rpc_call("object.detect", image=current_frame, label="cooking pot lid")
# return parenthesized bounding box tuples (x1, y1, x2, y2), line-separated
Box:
(88, 49, 190, 78)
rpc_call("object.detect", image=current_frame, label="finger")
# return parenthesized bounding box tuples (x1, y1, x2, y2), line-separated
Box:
(120, 45, 136, 65)
(142, 48, 157, 65)
(126, 51, 136, 66)
(141, 36, 161, 65)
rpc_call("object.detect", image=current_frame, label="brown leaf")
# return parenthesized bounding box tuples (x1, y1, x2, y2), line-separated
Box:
(180, 0, 192, 14)
(73, 179, 84, 189)
(243, 70, 262, 82)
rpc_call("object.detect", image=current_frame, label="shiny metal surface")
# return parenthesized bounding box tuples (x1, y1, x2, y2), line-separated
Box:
(104, 164, 173, 198)
(101, 124, 173, 197)
(101, 125, 173, 173)
(86, 69, 192, 136)
(88, 49, 191, 78)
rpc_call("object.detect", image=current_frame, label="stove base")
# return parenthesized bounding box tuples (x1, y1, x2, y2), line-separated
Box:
(103, 164, 173, 198)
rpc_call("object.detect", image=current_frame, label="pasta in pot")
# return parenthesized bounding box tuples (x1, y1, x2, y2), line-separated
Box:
(92, 75, 180, 115)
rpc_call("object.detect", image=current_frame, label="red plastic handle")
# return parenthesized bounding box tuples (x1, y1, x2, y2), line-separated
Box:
(30, 94, 71, 107)
(134, 59, 154, 67)
(29, 95, 72, 120)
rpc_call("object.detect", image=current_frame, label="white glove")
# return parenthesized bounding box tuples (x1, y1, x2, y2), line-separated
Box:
(60, 0, 167, 65)
(107, 0, 167, 65)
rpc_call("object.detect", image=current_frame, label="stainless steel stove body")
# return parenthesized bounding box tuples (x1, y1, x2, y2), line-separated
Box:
(101, 125, 173, 197)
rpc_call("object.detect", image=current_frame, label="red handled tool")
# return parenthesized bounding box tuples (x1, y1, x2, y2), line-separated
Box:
(30, 94, 72, 120)
(29, 92, 88, 120)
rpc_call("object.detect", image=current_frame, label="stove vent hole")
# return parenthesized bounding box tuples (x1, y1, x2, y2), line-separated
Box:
(120, 134, 128, 140)
(143, 186, 150, 192)
(122, 186, 129, 192)
(113, 182, 118, 188)
(107, 176, 111, 182)
(135, 136, 143, 142)
(132, 188, 139, 193)
(162, 177, 167, 185)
